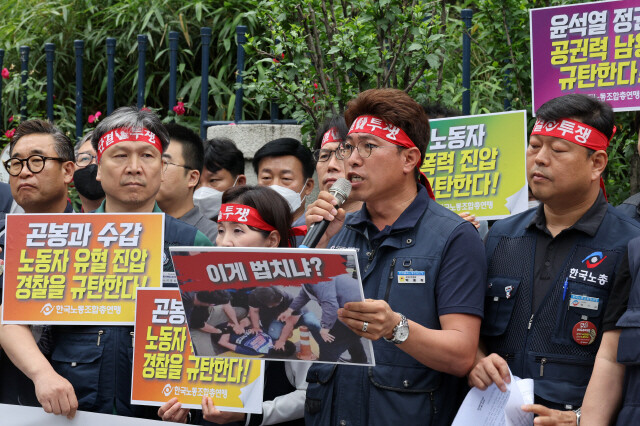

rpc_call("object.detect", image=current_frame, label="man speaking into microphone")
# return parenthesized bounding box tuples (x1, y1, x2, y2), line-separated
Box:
(303, 89, 487, 426)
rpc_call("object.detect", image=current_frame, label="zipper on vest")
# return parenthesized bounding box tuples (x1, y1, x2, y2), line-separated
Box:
(130, 331, 135, 347)
(383, 258, 397, 302)
(501, 353, 515, 361)
(535, 355, 592, 378)
(96, 330, 104, 346)
(527, 314, 534, 330)
(429, 391, 438, 414)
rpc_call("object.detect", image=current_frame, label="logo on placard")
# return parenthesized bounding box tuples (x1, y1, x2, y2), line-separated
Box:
(40, 303, 54, 316)
(581, 251, 607, 269)
(162, 384, 173, 397)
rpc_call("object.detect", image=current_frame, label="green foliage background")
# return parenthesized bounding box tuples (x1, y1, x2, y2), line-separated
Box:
(0, 0, 638, 204)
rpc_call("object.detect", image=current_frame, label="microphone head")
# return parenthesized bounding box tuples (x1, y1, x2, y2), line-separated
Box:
(329, 178, 352, 207)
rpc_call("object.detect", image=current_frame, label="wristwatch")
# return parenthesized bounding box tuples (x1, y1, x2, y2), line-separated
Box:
(384, 313, 409, 344)
(573, 408, 581, 426)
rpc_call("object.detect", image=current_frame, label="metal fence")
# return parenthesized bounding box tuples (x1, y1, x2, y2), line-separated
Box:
(0, 10, 478, 140)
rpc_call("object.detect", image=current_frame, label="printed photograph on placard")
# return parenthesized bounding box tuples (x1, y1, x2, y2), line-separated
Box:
(169, 247, 375, 366)
(131, 288, 264, 412)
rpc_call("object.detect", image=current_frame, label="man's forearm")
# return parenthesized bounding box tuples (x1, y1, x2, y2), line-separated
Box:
(399, 314, 480, 377)
(0, 323, 55, 381)
(581, 330, 625, 426)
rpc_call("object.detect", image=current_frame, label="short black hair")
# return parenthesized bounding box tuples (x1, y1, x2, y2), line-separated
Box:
(203, 137, 245, 177)
(253, 138, 315, 180)
(164, 123, 204, 173)
(421, 102, 461, 119)
(313, 115, 348, 151)
(536, 94, 615, 139)
(91, 106, 170, 153)
(267, 340, 296, 358)
(251, 287, 284, 306)
(11, 119, 75, 162)
(222, 185, 292, 247)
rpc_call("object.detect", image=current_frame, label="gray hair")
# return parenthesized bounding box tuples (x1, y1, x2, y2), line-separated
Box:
(90, 107, 169, 153)
(10, 119, 75, 162)
(75, 130, 93, 156)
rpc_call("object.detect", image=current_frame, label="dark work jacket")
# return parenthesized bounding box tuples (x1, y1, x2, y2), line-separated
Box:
(483, 205, 640, 408)
(617, 192, 640, 222)
(305, 195, 480, 426)
(615, 236, 640, 425)
(50, 206, 210, 417)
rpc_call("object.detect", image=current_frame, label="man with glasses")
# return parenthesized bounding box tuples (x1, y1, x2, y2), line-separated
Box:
(0, 119, 76, 410)
(312, 115, 362, 214)
(157, 123, 217, 241)
(3, 120, 75, 215)
(73, 131, 104, 212)
(303, 89, 486, 426)
(0, 108, 212, 422)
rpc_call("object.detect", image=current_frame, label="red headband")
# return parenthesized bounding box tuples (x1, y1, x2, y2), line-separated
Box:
(348, 115, 435, 200)
(218, 203, 276, 232)
(531, 118, 615, 200)
(321, 127, 342, 147)
(97, 127, 163, 162)
(531, 118, 615, 151)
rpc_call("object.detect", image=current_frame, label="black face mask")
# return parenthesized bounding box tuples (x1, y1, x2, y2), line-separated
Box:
(73, 164, 105, 201)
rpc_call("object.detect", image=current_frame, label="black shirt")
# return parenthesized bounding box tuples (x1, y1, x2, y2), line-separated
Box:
(527, 192, 630, 330)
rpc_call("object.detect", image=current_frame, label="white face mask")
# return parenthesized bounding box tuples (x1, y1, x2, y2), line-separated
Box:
(270, 180, 308, 213)
(193, 186, 223, 220)
(528, 200, 540, 209)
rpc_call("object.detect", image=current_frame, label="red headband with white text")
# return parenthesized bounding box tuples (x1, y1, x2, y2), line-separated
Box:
(321, 127, 342, 147)
(531, 118, 615, 151)
(218, 203, 276, 232)
(97, 127, 163, 162)
(348, 115, 435, 200)
(531, 117, 615, 199)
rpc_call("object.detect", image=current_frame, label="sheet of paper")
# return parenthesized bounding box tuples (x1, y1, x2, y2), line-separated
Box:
(0, 403, 166, 425)
(505, 372, 534, 426)
(452, 369, 534, 426)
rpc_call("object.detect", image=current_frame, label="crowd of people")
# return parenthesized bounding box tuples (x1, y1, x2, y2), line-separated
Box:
(0, 88, 638, 426)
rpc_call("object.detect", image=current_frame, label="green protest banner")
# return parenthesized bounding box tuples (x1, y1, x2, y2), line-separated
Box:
(421, 111, 528, 220)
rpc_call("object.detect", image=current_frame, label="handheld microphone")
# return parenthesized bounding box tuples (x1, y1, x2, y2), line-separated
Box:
(299, 178, 352, 248)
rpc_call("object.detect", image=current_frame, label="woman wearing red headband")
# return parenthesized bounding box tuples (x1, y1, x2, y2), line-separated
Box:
(206, 185, 309, 426)
(216, 185, 293, 249)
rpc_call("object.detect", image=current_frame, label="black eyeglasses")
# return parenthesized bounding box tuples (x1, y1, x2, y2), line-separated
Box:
(163, 160, 192, 170)
(76, 153, 97, 167)
(313, 148, 340, 162)
(336, 142, 397, 160)
(4, 154, 65, 176)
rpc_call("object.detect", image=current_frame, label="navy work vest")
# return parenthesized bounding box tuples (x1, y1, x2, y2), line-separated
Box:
(615, 236, 640, 424)
(305, 199, 476, 426)
(483, 205, 640, 408)
(50, 213, 199, 416)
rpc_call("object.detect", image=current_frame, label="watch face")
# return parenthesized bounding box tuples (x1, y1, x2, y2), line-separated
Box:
(396, 325, 409, 342)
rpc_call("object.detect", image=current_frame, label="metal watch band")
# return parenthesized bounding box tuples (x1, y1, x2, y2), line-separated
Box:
(383, 313, 408, 344)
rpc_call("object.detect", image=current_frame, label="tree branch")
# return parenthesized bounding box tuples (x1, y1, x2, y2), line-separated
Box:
(382, 0, 417, 87)
(308, 7, 338, 115)
(501, 7, 527, 107)
(435, 1, 447, 94)
(404, 60, 430, 93)
(272, 77, 319, 129)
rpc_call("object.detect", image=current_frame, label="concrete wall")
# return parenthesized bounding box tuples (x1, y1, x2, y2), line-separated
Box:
(206, 123, 320, 205)
(206, 124, 303, 186)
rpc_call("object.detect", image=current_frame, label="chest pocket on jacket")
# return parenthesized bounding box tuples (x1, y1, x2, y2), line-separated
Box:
(481, 276, 521, 337)
(384, 256, 439, 329)
(551, 281, 608, 346)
